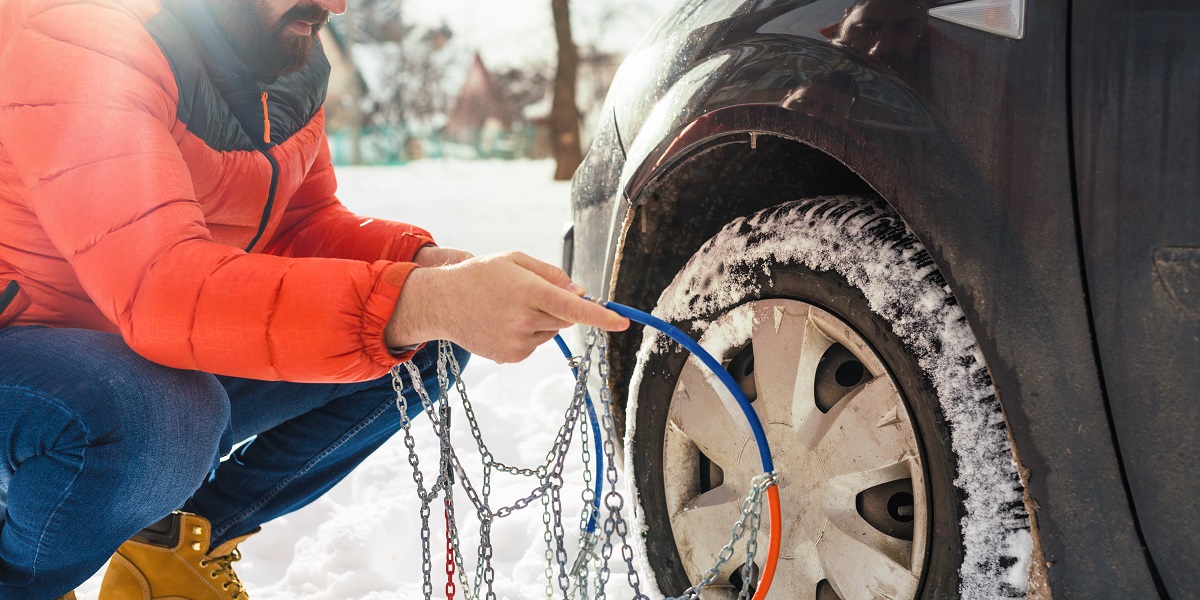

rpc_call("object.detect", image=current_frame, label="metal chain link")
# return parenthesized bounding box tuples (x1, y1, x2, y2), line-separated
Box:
(595, 334, 649, 600)
(428, 340, 591, 599)
(572, 400, 599, 600)
(738, 482, 767, 600)
(419, 501, 433, 598)
(439, 358, 457, 600)
(453, 348, 492, 600)
(392, 362, 443, 600)
(542, 493, 556, 600)
(551, 477, 572, 596)
(447, 495, 477, 600)
(578, 405, 596, 534)
(571, 531, 600, 599)
(664, 471, 778, 600)
(390, 333, 776, 600)
(424, 350, 493, 600)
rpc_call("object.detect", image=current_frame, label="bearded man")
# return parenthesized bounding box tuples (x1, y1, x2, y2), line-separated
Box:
(0, 1, 627, 598)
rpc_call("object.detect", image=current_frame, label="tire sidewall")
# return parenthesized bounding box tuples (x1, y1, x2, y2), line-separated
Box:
(632, 263, 962, 598)
(626, 196, 1026, 599)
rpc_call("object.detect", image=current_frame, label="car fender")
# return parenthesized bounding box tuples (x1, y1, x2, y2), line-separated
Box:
(574, 1, 1161, 595)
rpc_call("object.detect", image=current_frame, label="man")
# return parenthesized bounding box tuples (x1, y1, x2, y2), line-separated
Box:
(0, 0, 628, 598)
(826, 0, 929, 79)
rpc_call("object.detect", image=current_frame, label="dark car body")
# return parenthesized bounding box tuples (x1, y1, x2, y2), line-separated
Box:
(565, 0, 1199, 597)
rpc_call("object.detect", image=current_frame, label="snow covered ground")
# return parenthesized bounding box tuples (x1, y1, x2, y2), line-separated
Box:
(77, 160, 639, 600)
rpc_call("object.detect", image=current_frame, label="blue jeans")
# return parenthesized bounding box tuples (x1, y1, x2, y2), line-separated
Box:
(0, 326, 466, 600)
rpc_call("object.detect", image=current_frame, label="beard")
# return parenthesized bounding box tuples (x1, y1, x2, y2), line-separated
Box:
(212, 1, 330, 79)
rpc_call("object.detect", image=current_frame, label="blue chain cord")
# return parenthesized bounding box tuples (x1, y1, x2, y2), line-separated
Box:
(551, 299, 776, 537)
(553, 334, 604, 533)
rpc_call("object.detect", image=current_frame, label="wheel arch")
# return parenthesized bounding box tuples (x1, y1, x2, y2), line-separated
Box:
(606, 131, 877, 429)
(602, 106, 1016, 438)
(605, 128, 1053, 597)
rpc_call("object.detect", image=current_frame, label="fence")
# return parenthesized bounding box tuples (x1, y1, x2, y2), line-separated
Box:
(327, 124, 545, 166)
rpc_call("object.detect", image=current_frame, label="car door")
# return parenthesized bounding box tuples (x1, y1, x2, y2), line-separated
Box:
(1072, 1, 1200, 596)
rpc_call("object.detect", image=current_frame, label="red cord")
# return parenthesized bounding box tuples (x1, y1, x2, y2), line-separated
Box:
(445, 504, 456, 600)
(751, 484, 782, 600)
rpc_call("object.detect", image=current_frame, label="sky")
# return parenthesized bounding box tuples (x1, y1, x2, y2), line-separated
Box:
(398, 0, 678, 66)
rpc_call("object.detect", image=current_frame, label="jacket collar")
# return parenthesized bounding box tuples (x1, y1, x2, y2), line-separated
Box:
(161, 0, 279, 85)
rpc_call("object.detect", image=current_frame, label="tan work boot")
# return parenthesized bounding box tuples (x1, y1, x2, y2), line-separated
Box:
(56, 592, 77, 600)
(98, 511, 257, 600)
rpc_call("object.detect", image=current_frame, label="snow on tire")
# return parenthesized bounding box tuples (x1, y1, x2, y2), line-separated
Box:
(626, 196, 1034, 599)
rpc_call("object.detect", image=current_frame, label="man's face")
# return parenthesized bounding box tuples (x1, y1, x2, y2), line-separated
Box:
(833, 0, 928, 68)
(211, 0, 347, 79)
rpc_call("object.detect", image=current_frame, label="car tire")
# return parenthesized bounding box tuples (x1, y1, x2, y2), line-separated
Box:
(626, 196, 1033, 599)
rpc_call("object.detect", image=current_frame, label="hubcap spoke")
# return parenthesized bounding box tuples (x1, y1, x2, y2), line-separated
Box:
(819, 508, 919, 600)
(750, 302, 833, 430)
(811, 376, 919, 479)
(673, 483, 762, 583)
(671, 365, 755, 471)
(770, 546, 825, 600)
(825, 459, 914, 501)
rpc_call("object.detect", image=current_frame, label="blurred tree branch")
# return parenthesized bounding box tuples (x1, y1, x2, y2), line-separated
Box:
(336, 0, 454, 162)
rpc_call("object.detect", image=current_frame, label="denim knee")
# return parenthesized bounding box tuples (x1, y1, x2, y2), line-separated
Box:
(90, 371, 231, 515)
(22, 333, 234, 522)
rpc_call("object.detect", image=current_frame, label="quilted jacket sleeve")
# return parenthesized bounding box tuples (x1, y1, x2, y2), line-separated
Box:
(0, 4, 413, 382)
(264, 129, 437, 264)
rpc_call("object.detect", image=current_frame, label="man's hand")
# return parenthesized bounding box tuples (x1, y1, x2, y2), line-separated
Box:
(412, 246, 473, 267)
(386, 252, 630, 363)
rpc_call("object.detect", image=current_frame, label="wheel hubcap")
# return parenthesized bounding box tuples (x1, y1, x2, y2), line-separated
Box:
(662, 299, 928, 599)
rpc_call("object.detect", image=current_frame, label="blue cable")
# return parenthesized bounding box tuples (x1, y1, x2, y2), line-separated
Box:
(553, 334, 603, 533)
(601, 301, 775, 474)
(552, 298, 776, 537)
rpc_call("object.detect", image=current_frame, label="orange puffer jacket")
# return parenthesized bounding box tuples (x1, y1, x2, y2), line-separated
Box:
(0, 0, 434, 382)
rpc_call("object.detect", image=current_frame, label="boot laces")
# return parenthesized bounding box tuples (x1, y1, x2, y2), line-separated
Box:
(200, 548, 248, 599)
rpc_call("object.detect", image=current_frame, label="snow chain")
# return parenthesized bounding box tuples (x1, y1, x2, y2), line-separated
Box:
(391, 331, 772, 599)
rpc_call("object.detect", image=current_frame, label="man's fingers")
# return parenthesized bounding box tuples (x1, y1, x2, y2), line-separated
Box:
(525, 312, 573, 332)
(421, 253, 628, 364)
(538, 286, 629, 331)
(508, 252, 585, 295)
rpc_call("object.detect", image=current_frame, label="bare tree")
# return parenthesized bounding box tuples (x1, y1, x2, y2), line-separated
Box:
(574, 1, 657, 119)
(551, 0, 583, 180)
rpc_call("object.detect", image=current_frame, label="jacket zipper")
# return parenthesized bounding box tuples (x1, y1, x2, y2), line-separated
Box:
(0, 280, 19, 315)
(245, 88, 279, 253)
(244, 87, 279, 252)
(246, 149, 280, 253)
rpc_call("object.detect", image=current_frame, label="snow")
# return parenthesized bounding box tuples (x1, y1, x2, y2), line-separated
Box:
(627, 196, 1033, 598)
(76, 160, 639, 600)
(71, 170, 1034, 599)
